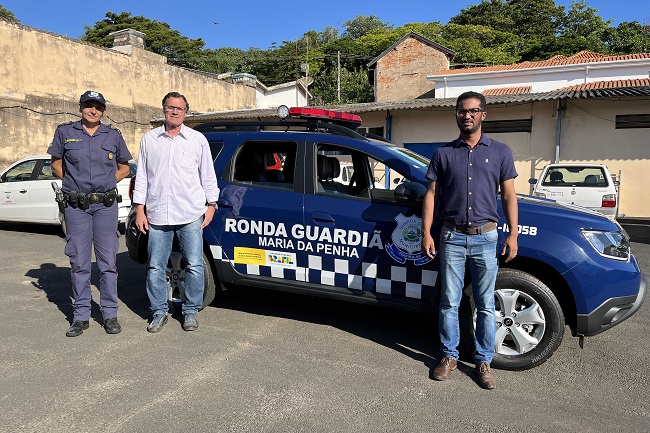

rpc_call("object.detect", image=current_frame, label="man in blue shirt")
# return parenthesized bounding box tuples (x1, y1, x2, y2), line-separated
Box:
(49, 90, 132, 337)
(422, 91, 519, 389)
(133, 92, 219, 333)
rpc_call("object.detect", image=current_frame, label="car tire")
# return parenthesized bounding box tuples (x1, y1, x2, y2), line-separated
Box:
(167, 251, 218, 314)
(460, 269, 565, 371)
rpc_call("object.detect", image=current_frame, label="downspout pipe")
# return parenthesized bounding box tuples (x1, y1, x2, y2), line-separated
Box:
(555, 99, 565, 163)
(385, 110, 392, 141)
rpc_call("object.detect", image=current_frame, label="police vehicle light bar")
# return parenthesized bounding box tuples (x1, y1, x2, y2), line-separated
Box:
(277, 105, 362, 125)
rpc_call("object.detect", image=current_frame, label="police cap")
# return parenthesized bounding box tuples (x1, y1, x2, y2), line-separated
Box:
(79, 90, 106, 107)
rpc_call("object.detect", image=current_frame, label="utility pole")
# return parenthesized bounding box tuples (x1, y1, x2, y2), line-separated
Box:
(337, 51, 341, 103)
(295, 40, 299, 107)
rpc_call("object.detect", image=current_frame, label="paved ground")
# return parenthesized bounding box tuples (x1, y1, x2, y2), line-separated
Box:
(1, 222, 649, 433)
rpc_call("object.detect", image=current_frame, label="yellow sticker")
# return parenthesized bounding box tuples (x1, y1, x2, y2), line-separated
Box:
(234, 247, 266, 265)
(108, 152, 113, 160)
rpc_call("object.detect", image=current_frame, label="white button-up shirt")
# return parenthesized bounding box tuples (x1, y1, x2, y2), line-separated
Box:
(133, 124, 219, 226)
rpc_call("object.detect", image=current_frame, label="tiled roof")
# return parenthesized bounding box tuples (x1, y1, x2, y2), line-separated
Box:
(436, 51, 650, 75)
(483, 86, 532, 96)
(557, 78, 650, 91)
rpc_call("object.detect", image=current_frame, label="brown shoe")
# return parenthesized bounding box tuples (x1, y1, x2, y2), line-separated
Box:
(476, 362, 496, 389)
(433, 356, 457, 381)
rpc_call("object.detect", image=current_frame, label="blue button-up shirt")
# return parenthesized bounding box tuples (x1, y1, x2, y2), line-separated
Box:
(47, 121, 132, 194)
(132, 124, 220, 226)
(425, 134, 517, 227)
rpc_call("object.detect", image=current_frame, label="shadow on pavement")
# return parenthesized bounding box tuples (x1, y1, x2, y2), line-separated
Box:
(115, 251, 150, 320)
(24, 262, 103, 324)
(214, 285, 449, 373)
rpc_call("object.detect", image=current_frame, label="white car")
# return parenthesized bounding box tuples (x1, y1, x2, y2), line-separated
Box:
(530, 163, 619, 219)
(0, 155, 135, 233)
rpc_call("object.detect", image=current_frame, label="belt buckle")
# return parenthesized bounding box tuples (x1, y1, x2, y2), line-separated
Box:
(89, 193, 99, 204)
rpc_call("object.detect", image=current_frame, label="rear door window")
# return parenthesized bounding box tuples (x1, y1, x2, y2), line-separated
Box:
(542, 167, 608, 187)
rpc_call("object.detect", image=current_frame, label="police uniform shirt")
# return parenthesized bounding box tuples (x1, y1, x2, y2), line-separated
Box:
(48, 121, 132, 194)
(425, 134, 518, 227)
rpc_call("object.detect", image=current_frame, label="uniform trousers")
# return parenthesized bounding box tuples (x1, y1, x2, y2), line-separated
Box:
(64, 202, 119, 321)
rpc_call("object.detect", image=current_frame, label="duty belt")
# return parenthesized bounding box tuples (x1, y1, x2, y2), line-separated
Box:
(65, 190, 121, 209)
(443, 220, 497, 235)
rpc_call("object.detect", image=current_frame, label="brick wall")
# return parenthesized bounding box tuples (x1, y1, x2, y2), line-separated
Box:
(375, 37, 449, 102)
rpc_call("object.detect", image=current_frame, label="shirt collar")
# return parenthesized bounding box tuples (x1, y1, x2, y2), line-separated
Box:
(72, 120, 109, 134)
(453, 133, 491, 148)
(157, 123, 188, 139)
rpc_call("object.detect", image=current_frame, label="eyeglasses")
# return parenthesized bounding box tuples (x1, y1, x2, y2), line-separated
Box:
(164, 105, 187, 113)
(456, 108, 484, 117)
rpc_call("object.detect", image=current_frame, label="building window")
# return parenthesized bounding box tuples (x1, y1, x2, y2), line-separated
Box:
(482, 119, 532, 133)
(615, 114, 650, 129)
(357, 126, 384, 139)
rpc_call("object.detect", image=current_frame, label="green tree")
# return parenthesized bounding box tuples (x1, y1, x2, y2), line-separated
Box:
(311, 67, 374, 105)
(343, 15, 393, 39)
(441, 24, 521, 65)
(449, 0, 515, 33)
(80, 12, 205, 68)
(0, 4, 18, 23)
(509, 0, 564, 39)
(604, 21, 649, 54)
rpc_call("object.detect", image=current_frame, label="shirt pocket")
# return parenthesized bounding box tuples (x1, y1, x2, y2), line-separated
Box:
(101, 143, 118, 168)
(178, 148, 200, 170)
(63, 141, 83, 163)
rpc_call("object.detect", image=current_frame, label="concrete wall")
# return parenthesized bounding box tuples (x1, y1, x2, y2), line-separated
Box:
(0, 20, 256, 170)
(375, 38, 448, 102)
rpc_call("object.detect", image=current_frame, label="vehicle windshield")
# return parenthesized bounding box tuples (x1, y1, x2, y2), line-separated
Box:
(386, 146, 430, 174)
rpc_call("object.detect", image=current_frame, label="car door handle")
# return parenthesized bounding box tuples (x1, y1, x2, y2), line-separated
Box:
(19, 189, 27, 194)
(312, 212, 335, 223)
(216, 198, 233, 208)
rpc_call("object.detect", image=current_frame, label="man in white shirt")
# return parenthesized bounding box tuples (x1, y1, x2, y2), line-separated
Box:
(133, 92, 219, 333)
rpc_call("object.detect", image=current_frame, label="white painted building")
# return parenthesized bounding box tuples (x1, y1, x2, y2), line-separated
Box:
(429, 51, 650, 98)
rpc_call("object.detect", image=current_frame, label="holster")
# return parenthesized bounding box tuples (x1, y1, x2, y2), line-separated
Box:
(103, 191, 117, 207)
(67, 192, 79, 209)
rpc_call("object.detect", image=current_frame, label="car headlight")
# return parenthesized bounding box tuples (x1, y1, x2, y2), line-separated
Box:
(581, 229, 630, 261)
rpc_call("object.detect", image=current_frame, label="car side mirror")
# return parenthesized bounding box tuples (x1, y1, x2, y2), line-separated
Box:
(395, 182, 426, 202)
(528, 178, 537, 185)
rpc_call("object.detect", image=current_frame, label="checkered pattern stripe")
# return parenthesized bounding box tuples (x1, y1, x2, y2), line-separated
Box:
(209, 245, 437, 300)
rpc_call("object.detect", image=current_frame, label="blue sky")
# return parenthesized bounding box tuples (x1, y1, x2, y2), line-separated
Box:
(2, 0, 648, 50)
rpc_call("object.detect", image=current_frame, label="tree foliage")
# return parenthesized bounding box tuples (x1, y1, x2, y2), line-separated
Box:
(0, 3, 18, 23)
(78, 4, 649, 105)
(81, 12, 205, 68)
(342, 15, 393, 39)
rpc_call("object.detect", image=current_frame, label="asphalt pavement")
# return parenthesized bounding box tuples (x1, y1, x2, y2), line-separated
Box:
(1, 222, 649, 433)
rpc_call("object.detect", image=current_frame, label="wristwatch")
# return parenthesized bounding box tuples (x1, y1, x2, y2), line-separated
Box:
(207, 202, 217, 208)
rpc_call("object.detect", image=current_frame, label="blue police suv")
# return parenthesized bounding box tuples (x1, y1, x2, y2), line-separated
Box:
(126, 106, 646, 371)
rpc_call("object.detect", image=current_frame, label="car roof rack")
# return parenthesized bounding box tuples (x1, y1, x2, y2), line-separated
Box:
(193, 120, 369, 140)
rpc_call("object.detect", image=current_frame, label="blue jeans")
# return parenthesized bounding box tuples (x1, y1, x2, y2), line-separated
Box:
(438, 226, 498, 364)
(146, 217, 204, 316)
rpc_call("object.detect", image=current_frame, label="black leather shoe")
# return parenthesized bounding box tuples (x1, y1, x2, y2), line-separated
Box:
(104, 317, 122, 334)
(66, 320, 89, 337)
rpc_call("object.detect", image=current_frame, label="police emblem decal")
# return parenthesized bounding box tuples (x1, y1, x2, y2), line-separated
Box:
(385, 213, 432, 265)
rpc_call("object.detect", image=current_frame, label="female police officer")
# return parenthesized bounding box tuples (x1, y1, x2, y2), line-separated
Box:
(49, 90, 132, 337)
